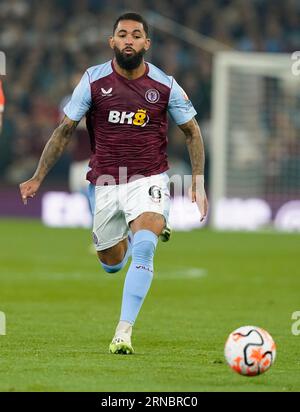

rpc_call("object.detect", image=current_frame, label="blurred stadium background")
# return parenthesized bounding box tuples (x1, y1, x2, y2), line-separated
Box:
(1, 0, 299, 230)
(1, 0, 300, 392)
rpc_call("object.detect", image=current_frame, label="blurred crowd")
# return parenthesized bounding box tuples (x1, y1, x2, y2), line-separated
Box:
(0, 0, 299, 186)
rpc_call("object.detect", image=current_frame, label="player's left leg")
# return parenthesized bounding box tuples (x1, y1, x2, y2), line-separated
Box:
(109, 212, 164, 355)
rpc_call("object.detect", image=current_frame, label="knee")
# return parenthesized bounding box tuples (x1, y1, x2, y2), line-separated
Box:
(99, 256, 124, 273)
(132, 230, 158, 263)
(97, 250, 122, 273)
(132, 240, 155, 262)
(97, 249, 126, 274)
(101, 261, 122, 274)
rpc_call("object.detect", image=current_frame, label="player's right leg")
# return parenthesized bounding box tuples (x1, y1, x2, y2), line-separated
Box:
(97, 237, 132, 274)
(88, 183, 132, 274)
(88, 183, 134, 353)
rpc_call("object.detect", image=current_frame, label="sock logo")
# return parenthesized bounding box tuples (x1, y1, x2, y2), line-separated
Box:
(135, 265, 153, 273)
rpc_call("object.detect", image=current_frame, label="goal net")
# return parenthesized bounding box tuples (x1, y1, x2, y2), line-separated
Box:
(211, 52, 300, 231)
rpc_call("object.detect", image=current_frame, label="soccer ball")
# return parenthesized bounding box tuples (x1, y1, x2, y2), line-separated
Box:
(224, 326, 276, 376)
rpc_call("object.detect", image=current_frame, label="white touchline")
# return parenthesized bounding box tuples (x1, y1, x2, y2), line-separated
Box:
(157, 268, 207, 280)
(0, 311, 6, 336)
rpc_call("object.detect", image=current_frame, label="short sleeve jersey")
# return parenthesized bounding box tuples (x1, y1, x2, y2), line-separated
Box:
(64, 60, 196, 185)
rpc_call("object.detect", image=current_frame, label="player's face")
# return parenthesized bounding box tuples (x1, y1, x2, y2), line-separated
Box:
(110, 20, 150, 70)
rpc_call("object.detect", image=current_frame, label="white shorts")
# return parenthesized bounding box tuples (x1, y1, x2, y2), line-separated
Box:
(88, 172, 170, 251)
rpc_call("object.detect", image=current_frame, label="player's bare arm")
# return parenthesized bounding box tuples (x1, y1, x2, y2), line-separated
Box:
(19, 115, 78, 204)
(179, 117, 208, 221)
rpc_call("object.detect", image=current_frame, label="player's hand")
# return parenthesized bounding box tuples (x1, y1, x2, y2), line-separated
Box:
(19, 177, 41, 205)
(189, 175, 208, 222)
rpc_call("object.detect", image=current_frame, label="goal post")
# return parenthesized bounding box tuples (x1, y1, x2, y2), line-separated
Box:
(211, 52, 300, 230)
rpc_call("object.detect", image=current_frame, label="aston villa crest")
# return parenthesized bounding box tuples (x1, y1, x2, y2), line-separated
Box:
(145, 89, 160, 103)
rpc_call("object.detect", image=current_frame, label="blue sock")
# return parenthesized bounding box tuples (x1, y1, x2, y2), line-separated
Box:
(101, 233, 133, 274)
(120, 230, 158, 324)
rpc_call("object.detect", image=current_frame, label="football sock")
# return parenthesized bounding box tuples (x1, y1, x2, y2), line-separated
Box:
(120, 230, 158, 324)
(101, 234, 132, 274)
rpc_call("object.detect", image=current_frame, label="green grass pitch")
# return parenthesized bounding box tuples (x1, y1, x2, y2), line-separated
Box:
(0, 219, 299, 392)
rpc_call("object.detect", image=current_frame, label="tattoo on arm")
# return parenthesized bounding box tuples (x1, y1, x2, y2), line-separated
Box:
(178, 117, 205, 176)
(33, 116, 78, 182)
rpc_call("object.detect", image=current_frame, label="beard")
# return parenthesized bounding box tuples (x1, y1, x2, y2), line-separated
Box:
(114, 46, 146, 70)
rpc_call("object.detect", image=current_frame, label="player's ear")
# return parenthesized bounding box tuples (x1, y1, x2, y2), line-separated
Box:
(144, 38, 151, 51)
(109, 36, 114, 50)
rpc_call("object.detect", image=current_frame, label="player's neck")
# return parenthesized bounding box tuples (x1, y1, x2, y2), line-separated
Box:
(113, 59, 146, 80)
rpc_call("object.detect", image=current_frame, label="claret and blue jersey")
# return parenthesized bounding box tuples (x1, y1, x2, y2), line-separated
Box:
(64, 60, 197, 184)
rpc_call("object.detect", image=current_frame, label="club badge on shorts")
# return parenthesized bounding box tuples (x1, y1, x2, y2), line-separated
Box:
(149, 185, 162, 203)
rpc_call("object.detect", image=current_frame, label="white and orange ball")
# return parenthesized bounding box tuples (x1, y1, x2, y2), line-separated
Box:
(224, 326, 276, 376)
